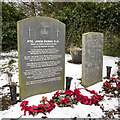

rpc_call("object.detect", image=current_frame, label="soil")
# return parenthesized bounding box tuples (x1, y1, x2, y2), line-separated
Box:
(2, 95, 13, 110)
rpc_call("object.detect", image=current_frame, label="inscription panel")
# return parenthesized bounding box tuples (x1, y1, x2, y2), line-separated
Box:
(82, 32, 103, 87)
(17, 17, 65, 100)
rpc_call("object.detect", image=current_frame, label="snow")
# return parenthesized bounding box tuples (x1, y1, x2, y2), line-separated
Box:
(0, 51, 119, 119)
(1, 50, 18, 58)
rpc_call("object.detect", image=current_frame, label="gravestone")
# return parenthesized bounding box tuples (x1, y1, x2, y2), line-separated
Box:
(17, 17, 65, 100)
(82, 32, 103, 87)
(70, 47, 82, 64)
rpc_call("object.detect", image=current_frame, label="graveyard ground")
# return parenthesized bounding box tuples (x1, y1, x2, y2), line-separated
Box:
(0, 50, 119, 119)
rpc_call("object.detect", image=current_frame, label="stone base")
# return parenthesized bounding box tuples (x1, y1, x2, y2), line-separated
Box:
(81, 79, 102, 87)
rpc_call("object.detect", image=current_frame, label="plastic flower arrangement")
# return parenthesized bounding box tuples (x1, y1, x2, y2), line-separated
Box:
(20, 99, 55, 116)
(20, 88, 103, 116)
(103, 77, 120, 97)
(40, 96, 47, 106)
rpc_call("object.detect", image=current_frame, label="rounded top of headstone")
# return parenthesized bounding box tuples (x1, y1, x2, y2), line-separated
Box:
(83, 32, 103, 36)
(17, 16, 65, 26)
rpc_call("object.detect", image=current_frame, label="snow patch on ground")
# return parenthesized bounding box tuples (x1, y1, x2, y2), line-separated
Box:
(0, 51, 119, 119)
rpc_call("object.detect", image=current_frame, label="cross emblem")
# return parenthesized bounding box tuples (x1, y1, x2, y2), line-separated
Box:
(28, 27, 33, 37)
(56, 29, 59, 38)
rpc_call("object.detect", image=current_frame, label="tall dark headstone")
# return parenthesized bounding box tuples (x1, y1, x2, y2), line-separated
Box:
(17, 17, 65, 100)
(82, 32, 103, 87)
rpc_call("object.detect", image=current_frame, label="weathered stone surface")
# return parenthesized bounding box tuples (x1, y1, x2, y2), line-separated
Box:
(70, 47, 82, 64)
(82, 32, 103, 87)
(17, 17, 65, 100)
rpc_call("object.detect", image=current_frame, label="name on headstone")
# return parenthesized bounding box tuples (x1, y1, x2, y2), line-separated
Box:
(82, 32, 103, 87)
(17, 17, 65, 100)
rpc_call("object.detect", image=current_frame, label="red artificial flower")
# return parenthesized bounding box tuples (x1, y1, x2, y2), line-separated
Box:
(84, 88, 87, 91)
(40, 96, 47, 105)
(81, 98, 90, 105)
(20, 88, 104, 116)
(84, 88, 98, 95)
(91, 95, 96, 99)
(90, 94, 103, 106)
(29, 105, 46, 115)
(38, 104, 45, 110)
(47, 100, 54, 104)
(21, 106, 31, 116)
(95, 95, 103, 101)
(75, 94, 82, 101)
(47, 100, 55, 108)
(20, 101, 30, 115)
(91, 95, 98, 101)
(52, 91, 62, 99)
(64, 90, 74, 96)
(93, 100, 99, 106)
(29, 106, 40, 113)
(80, 96, 89, 104)
(79, 94, 92, 105)
(75, 93, 90, 105)
(59, 98, 71, 104)
(79, 97, 93, 105)
(20, 101, 28, 107)
(110, 77, 118, 82)
(104, 80, 113, 88)
(89, 90, 98, 95)
(104, 80, 110, 86)
(44, 104, 51, 109)
(90, 97, 98, 105)
(44, 104, 55, 113)
(110, 86, 113, 89)
(116, 82, 120, 89)
(86, 99, 92, 105)
(74, 89, 80, 96)
(38, 104, 46, 114)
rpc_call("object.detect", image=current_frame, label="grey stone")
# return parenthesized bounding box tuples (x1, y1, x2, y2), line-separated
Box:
(70, 47, 82, 64)
(17, 17, 65, 100)
(82, 32, 103, 87)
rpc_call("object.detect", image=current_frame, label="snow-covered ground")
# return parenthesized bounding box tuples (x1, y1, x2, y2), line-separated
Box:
(0, 51, 119, 119)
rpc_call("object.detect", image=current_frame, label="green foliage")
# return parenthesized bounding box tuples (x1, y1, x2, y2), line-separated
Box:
(55, 2, 120, 57)
(8, 59, 16, 66)
(2, 2, 120, 57)
(2, 2, 25, 51)
(104, 31, 120, 57)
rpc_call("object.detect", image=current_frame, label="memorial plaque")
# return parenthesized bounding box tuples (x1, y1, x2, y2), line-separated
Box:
(82, 32, 103, 87)
(17, 17, 65, 100)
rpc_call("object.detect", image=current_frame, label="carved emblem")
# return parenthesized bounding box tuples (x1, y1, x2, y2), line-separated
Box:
(28, 27, 33, 37)
(40, 26, 49, 36)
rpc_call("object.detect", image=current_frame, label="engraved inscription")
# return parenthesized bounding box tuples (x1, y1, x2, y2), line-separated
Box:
(82, 32, 103, 87)
(23, 38, 62, 85)
(18, 17, 65, 100)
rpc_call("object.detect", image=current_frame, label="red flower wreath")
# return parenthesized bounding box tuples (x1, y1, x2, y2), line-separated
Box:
(103, 77, 120, 89)
(20, 88, 103, 116)
(103, 77, 120, 96)
(20, 98, 55, 116)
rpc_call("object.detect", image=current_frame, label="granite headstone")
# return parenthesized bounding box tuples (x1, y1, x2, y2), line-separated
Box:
(82, 32, 103, 87)
(17, 17, 65, 100)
